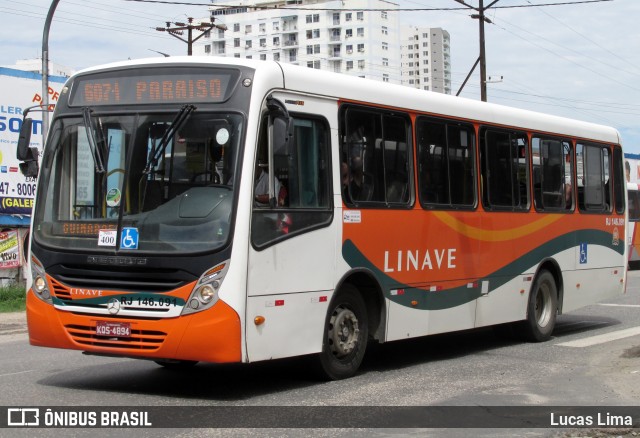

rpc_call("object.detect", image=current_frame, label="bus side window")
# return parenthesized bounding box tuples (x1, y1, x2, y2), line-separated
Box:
(532, 137, 573, 212)
(344, 109, 378, 203)
(480, 128, 529, 211)
(251, 114, 332, 249)
(577, 143, 612, 213)
(342, 106, 412, 207)
(417, 117, 475, 209)
(613, 146, 624, 214)
(382, 115, 411, 204)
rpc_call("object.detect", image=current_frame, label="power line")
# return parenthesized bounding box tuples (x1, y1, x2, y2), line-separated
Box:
(10, 0, 187, 31)
(493, 6, 640, 78)
(123, 0, 614, 10)
(452, 80, 626, 126)
(446, 69, 638, 126)
(2, 5, 166, 37)
(524, 0, 640, 74)
(468, 85, 640, 111)
(63, 0, 174, 22)
(0, 6, 165, 38)
(491, 20, 640, 94)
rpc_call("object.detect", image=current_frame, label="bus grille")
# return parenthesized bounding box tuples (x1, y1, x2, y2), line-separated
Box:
(51, 278, 72, 300)
(48, 263, 193, 293)
(65, 324, 166, 351)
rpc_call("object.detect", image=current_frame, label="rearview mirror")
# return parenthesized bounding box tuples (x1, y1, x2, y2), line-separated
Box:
(16, 118, 33, 160)
(16, 118, 39, 177)
(19, 160, 39, 178)
(272, 116, 293, 154)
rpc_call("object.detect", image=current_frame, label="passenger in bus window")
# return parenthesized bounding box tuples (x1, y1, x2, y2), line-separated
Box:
(254, 160, 283, 206)
(565, 183, 573, 209)
(254, 161, 288, 207)
(348, 125, 366, 145)
(349, 156, 366, 201)
(341, 162, 351, 203)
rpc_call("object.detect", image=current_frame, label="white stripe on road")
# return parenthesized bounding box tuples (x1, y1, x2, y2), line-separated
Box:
(0, 370, 35, 378)
(556, 326, 640, 348)
(598, 303, 640, 308)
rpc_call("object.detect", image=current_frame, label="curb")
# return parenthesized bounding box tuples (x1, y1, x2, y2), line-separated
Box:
(0, 311, 27, 335)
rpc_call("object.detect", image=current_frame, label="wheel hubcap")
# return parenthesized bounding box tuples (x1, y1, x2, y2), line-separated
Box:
(328, 305, 360, 357)
(535, 282, 552, 327)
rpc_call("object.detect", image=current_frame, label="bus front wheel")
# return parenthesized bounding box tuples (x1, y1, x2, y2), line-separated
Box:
(519, 270, 558, 342)
(316, 285, 368, 380)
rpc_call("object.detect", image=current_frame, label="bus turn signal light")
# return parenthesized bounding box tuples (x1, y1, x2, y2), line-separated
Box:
(254, 316, 266, 326)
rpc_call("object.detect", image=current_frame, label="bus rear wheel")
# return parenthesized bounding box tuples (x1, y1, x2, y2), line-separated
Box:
(519, 270, 558, 342)
(316, 285, 368, 380)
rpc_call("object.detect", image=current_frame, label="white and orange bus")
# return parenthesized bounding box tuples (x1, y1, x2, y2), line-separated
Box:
(18, 57, 627, 379)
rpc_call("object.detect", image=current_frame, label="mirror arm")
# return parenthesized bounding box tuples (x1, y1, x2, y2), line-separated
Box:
(267, 113, 276, 207)
(265, 96, 294, 208)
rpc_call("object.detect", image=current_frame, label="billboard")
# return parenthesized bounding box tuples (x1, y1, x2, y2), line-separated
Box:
(0, 67, 67, 225)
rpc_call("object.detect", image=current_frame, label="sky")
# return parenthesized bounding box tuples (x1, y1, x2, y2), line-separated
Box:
(1, 0, 639, 153)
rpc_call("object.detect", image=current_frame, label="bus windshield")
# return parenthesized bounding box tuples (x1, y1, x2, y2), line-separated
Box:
(33, 111, 244, 254)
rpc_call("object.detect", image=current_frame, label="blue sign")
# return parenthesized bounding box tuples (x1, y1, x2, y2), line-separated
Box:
(579, 243, 588, 264)
(120, 227, 139, 250)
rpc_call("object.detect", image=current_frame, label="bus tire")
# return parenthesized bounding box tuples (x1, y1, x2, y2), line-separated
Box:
(154, 359, 198, 370)
(519, 270, 558, 342)
(316, 285, 368, 380)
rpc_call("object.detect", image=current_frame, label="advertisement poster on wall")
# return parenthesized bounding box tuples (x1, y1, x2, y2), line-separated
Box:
(0, 229, 21, 269)
(0, 68, 66, 224)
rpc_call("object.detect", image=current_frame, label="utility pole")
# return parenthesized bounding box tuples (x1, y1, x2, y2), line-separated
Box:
(42, 0, 60, 140)
(156, 17, 227, 56)
(454, 0, 499, 102)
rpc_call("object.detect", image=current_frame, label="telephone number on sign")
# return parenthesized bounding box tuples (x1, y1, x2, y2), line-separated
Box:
(0, 182, 37, 196)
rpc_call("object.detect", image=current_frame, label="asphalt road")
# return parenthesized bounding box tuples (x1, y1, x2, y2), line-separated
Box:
(0, 272, 639, 437)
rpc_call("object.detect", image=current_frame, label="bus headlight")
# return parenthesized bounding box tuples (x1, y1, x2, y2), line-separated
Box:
(198, 285, 216, 303)
(182, 260, 229, 315)
(30, 256, 52, 303)
(34, 276, 47, 293)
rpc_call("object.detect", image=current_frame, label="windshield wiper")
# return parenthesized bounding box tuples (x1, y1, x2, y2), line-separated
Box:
(144, 104, 196, 174)
(82, 107, 106, 173)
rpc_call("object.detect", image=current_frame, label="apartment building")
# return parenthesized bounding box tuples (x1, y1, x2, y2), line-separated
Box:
(194, 0, 402, 83)
(401, 27, 451, 94)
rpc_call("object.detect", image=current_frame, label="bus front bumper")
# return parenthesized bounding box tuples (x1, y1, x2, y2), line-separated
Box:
(26, 290, 242, 363)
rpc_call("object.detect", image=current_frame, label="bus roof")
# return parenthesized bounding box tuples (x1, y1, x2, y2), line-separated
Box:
(73, 56, 621, 145)
(276, 62, 620, 145)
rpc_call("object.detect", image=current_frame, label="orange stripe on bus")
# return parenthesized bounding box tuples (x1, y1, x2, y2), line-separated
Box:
(432, 211, 563, 242)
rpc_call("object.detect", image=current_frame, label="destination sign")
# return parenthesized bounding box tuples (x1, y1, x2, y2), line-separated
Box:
(69, 67, 240, 106)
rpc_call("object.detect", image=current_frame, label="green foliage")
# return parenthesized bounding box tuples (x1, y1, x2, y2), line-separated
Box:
(0, 285, 27, 313)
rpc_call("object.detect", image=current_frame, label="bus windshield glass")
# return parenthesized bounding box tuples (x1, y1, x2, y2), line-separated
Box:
(33, 111, 243, 254)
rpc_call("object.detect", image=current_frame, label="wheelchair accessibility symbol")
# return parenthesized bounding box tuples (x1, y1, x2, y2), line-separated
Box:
(120, 227, 139, 250)
(579, 242, 588, 264)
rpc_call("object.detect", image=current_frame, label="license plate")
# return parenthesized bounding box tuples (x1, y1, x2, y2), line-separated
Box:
(96, 321, 131, 338)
